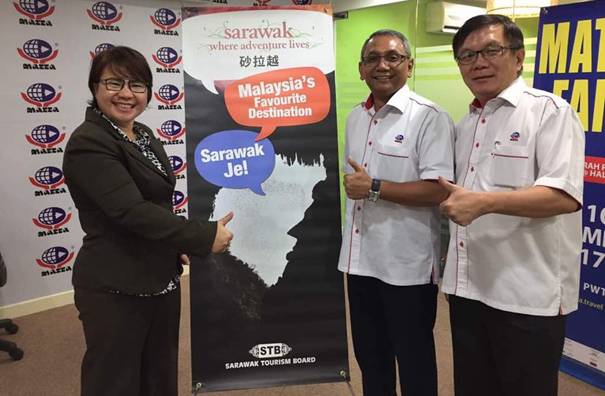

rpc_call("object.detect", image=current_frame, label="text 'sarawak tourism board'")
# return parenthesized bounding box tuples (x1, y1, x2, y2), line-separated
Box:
(534, 1, 605, 390)
(182, 5, 349, 392)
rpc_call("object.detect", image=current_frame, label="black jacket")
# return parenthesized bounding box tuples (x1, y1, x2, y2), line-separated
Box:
(63, 108, 216, 294)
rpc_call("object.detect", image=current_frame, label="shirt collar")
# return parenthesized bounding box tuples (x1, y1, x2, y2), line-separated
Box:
(469, 76, 526, 113)
(364, 84, 410, 114)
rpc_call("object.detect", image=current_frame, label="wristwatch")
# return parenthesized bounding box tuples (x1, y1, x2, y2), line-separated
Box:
(368, 178, 381, 202)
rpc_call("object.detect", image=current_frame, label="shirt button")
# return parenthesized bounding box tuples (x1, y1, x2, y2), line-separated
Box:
(355, 229, 360, 234)
(364, 163, 367, 167)
(368, 141, 372, 146)
(357, 206, 361, 211)
(459, 241, 464, 247)
(373, 120, 378, 125)
(470, 166, 475, 172)
(475, 142, 480, 148)
(481, 119, 486, 124)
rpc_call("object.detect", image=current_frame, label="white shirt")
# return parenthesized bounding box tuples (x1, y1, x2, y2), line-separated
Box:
(441, 78, 585, 316)
(338, 85, 455, 286)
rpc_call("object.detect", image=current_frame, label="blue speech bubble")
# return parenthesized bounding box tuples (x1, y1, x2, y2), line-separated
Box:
(194, 130, 275, 195)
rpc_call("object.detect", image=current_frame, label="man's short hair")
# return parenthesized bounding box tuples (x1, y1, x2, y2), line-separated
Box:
(360, 29, 412, 60)
(452, 14, 524, 57)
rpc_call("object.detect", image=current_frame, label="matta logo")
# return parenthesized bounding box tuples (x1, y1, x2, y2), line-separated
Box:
(29, 166, 64, 189)
(18, 39, 58, 65)
(87, 1, 122, 30)
(169, 155, 187, 179)
(36, 246, 74, 270)
(33, 206, 72, 231)
(157, 120, 185, 142)
(27, 124, 65, 155)
(155, 84, 184, 109)
(152, 47, 182, 69)
(150, 8, 180, 32)
(89, 42, 114, 58)
(172, 190, 188, 214)
(14, 0, 55, 21)
(21, 83, 62, 111)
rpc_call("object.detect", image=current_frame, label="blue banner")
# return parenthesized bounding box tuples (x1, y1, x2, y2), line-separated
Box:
(534, 2, 605, 390)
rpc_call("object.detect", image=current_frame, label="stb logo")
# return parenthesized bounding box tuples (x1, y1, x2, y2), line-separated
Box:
(90, 42, 114, 58)
(172, 190, 188, 209)
(29, 166, 64, 189)
(150, 8, 180, 31)
(249, 343, 292, 359)
(291, 0, 313, 4)
(18, 39, 58, 64)
(87, 1, 122, 25)
(14, 0, 55, 20)
(152, 47, 182, 68)
(26, 124, 65, 148)
(169, 155, 187, 175)
(394, 134, 404, 143)
(155, 84, 184, 105)
(509, 131, 520, 142)
(36, 246, 74, 270)
(21, 83, 62, 107)
(157, 120, 186, 141)
(33, 207, 71, 230)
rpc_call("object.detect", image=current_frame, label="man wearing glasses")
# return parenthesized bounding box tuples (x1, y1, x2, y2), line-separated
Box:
(439, 15, 585, 396)
(338, 29, 454, 396)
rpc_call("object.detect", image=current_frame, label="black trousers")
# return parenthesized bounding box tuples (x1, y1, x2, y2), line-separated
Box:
(449, 295, 566, 396)
(74, 287, 181, 396)
(347, 274, 438, 396)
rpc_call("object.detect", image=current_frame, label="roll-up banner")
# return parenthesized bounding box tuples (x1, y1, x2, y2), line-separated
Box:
(182, 5, 349, 392)
(534, 2, 605, 390)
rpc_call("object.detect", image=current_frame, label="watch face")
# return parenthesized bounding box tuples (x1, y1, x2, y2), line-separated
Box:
(368, 190, 379, 202)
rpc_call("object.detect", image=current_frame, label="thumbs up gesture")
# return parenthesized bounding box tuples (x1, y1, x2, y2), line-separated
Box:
(438, 177, 485, 226)
(344, 158, 372, 200)
(211, 212, 234, 253)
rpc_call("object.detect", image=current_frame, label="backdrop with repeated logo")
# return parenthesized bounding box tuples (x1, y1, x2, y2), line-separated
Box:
(0, 0, 187, 308)
(534, 1, 605, 390)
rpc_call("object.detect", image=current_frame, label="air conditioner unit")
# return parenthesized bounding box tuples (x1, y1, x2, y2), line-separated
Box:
(426, 1, 485, 34)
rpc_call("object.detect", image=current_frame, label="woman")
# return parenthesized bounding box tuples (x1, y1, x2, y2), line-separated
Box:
(62, 46, 233, 396)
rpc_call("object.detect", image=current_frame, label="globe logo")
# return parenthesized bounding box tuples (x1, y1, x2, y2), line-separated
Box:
(158, 120, 184, 140)
(169, 155, 184, 172)
(22, 39, 52, 59)
(38, 246, 72, 268)
(94, 43, 114, 55)
(156, 47, 179, 65)
(37, 207, 66, 226)
(34, 166, 63, 187)
(158, 84, 180, 102)
(91, 1, 118, 21)
(18, 0, 49, 15)
(26, 83, 55, 102)
(154, 8, 176, 27)
(172, 190, 186, 206)
(30, 124, 60, 144)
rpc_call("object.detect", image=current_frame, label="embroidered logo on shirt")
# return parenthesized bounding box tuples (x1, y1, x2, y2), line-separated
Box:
(394, 134, 404, 143)
(509, 131, 520, 142)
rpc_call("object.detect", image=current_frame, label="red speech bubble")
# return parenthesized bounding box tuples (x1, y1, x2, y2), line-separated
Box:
(225, 67, 330, 141)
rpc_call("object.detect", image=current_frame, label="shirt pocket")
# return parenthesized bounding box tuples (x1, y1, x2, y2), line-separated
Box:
(492, 145, 530, 188)
(373, 144, 412, 183)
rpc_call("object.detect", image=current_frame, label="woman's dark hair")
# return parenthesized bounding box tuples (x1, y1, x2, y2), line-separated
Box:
(452, 14, 524, 57)
(88, 46, 153, 108)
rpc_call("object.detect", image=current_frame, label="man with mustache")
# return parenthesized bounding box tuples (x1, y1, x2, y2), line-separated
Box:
(339, 29, 454, 396)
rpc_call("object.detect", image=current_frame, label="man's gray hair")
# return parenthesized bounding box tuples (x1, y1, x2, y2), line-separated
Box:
(360, 29, 412, 60)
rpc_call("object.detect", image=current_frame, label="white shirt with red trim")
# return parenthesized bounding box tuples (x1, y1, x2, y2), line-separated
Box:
(441, 77, 585, 316)
(338, 85, 455, 286)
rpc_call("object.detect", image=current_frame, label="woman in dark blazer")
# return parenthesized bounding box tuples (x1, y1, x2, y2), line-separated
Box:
(62, 46, 233, 396)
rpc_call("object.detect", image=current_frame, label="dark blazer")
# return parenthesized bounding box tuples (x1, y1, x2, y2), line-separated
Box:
(63, 108, 216, 294)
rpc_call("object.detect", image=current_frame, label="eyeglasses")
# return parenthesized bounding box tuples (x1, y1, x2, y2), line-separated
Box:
(455, 44, 521, 65)
(361, 53, 409, 67)
(99, 78, 148, 93)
